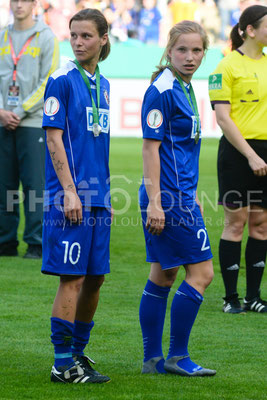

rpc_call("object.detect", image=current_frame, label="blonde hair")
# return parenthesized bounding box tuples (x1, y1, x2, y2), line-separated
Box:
(151, 20, 209, 83)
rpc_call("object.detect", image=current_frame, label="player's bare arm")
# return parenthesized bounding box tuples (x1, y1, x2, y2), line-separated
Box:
(143, 138, 165, 235)
(195, 191, 203, 217)
(46, 127, 82, 223)
(214, 103, 267, 177)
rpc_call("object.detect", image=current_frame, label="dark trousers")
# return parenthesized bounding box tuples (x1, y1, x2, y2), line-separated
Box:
(0, 126, 45, 246)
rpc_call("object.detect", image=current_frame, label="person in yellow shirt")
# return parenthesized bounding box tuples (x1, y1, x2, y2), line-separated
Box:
(209, 5, 267, 314)
(168, 0, 199, 25)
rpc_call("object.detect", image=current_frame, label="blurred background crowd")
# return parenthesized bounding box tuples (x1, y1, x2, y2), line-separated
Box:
(0, 0, 266, 47)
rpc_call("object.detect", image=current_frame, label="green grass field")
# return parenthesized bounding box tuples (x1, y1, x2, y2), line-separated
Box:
(0, 138, 266, 400)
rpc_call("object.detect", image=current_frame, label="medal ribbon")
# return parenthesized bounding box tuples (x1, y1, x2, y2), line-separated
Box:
(9, 34, 35, 84)
(74, 59, 100, 126)
(175, 72, 200, 137)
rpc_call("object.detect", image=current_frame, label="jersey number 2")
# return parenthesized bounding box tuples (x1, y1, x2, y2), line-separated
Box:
(197, 229, 210, 251)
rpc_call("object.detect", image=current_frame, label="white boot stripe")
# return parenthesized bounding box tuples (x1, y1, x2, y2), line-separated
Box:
(81, 376, 90, 383)
(246, 299, 266, 312)
(251, 301, 257, 309)
(73, 376, 84, 383)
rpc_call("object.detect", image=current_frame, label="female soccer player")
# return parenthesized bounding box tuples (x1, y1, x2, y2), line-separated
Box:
(209, 5, 267, 314)
(42, 9, 112, 383)
(139, 20, 216, 376)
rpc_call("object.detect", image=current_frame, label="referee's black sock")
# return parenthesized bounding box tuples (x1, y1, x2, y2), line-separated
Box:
(245, 237, 267, 300)
(219, 239, 241, 299)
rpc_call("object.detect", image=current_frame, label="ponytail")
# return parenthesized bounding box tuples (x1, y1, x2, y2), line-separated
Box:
(230, 5, 267, 51)
(230, 23, 244, 50)
(99, 39, 111, 62)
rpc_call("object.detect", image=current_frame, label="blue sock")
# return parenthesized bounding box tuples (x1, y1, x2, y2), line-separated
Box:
(72, 320, 94, 356)
(51, 317, 75, 369)
(139, 280, 170, 373)
(167, 280, 203, 374)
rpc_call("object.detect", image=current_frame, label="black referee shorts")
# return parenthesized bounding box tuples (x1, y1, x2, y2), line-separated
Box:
(217, 136, 267, 209)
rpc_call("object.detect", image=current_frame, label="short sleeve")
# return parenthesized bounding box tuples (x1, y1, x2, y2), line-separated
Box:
(141, 84, 172, 141)
(42, 75, 69, 130)
(208, 59, 234, 108)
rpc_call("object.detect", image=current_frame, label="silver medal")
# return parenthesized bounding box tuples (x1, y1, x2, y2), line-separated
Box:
(93, 123, 101, 137)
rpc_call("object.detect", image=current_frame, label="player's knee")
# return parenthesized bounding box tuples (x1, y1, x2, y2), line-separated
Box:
(60, 275, 85, 293)
(84, 274, 105, 291)
(231, 221, 246, 237)
(197, 264, 214, 290)
(94, 275, 105, 289)
(224, 220, 246, 238)
(163, 269, 177, 287)
(249, 221, 267, 240)
(203, 268, 214, 288)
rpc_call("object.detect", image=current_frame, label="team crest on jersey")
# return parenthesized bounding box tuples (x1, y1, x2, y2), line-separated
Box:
(147, 109, 163, 129)
(208, 74, 222, 90)
(104, 90, 109, 106)
(44, 97, 60, 116)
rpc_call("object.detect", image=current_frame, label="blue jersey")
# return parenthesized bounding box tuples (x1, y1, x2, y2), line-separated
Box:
(42, 61, 110, 208)
(139, 7, 161, 44)
(139, 68, 201, 208)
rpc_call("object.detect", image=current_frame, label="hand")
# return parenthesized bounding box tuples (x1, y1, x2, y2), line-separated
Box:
(146, 202, 165, 235)
(0, 109, 20, 130)
(64, 189, 83, 224)
(248, 153, 267, 177)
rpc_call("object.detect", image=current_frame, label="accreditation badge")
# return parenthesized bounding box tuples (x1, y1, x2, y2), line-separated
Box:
(7, 85, 20, 106)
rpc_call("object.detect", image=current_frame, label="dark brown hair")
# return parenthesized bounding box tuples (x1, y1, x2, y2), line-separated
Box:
(150, 20, 209, 83)
(69, 8, 111, 62)
(231, 5, 267, 50)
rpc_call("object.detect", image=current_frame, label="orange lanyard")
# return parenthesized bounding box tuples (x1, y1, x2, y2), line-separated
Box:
(9, 34, 35, 84)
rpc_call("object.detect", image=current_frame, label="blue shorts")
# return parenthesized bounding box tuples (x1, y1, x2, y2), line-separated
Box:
(42, 206, 111, 276)
(141, 204, 213, 269)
